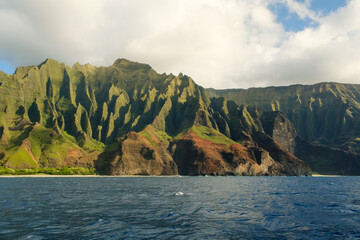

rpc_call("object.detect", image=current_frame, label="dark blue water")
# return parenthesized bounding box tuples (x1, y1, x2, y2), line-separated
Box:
(0, 176, 360, 239)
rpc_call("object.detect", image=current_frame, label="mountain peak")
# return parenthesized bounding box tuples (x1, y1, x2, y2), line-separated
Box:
(37, 58, 62, 68)
(113, 58, 131, 65)
(112, 58, 152, 71)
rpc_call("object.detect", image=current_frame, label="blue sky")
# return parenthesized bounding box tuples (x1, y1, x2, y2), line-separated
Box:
(0, 0, 358, 89)
(270, 0, 347, 32)
(309, 0, 347, 15)
(0, 61, 14, 75)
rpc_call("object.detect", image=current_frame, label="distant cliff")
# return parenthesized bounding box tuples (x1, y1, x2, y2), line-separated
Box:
(208, 83, 360, 153)
(259, 111, 360, 175)
(208, 83, 360, 175)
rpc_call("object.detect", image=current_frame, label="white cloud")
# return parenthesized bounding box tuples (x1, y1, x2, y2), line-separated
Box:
(0, 0, 359, 89)
(280, 0, 319, 20)
(241, 0, 360, 87)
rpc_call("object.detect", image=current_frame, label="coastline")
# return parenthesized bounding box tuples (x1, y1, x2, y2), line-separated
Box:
(0, 174, 181, 177)
(0, 174, 350, 177)
(311, 174, 342, 177)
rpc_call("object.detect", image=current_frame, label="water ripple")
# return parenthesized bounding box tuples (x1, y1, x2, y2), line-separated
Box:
(0, 176, 359, 239)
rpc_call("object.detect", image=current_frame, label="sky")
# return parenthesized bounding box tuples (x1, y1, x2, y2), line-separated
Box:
(0, 0, 358, 89)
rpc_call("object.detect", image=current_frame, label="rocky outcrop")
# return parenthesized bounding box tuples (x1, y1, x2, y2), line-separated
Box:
(98, 129, 177, 175)
(294, 137, 360, 175)
(63, 149, 100, 168)
(170, 130, 310, 176)
(96, 125, 311, 176)
(260, 110, 360, 175)
(261, 111, 297, 153)
(252, 133, 311, 176)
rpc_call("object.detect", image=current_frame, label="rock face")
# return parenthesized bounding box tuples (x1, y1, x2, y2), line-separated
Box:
(208, 83, 360, 175)
(169, 129, 311, 176)
(260, 110, 360, 175)
(98, 129, 177, 175)
(261, 111, 297, 153)
(0, 58, 313, 175)
(252, 133, 311, 176)
(294, 137, 360, 175)
(170, 130, 300, 176)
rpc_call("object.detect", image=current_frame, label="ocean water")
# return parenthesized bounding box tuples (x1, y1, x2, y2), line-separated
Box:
(0, 176, 360, 239)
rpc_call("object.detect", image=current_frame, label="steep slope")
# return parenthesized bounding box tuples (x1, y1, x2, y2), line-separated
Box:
(0, 59, 311, 175)
(259, 111, 360, 175)
(208, 83, 360, 153)
(170, 129, 282, 176)
(170, 128, 309, 176)
(0, 122, 100, 169)
(96, 126, 177, 175)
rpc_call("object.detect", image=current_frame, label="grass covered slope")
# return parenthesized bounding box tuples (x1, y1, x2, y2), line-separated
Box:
(0, 122, 102, 173)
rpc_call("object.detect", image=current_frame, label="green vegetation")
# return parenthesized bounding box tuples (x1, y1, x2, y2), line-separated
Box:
(208, 82, 360, 152)
(1, 58, 359, 175)
(62, 130, 77, 144)
(151, 126, 172, 142)
(26, 126, 79, 165)
(138, 126, 172, 147)
(5, 146, 38, 169)
(0, 166, 96, 175)
(191, 125, 237, 145)
(138, 128, 156, 146)
(81, 137, 105, 151)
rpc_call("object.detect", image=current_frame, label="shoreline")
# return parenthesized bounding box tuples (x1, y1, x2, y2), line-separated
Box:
(311, 174, 342, 177)
(0, 174, 181, 178)
(0, 174, 351, 177)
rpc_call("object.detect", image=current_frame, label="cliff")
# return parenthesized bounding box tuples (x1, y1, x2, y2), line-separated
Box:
(0, 58, 312, 175)
(208, 83, 360, 153)
(259, 111, 360, 175)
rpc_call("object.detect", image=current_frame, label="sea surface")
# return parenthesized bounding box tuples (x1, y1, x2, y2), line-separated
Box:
(0, 176, 360, 239)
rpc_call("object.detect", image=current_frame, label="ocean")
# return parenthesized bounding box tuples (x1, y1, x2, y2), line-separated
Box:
(0, 176, 359, 239)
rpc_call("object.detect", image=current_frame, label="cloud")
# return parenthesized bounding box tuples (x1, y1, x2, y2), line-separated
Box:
(0, 0, 358, 89)
(241, 0, 360, 87)
(272, 0, 319, 20)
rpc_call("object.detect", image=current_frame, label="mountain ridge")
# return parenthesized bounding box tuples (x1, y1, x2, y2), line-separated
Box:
(208, 82, 360, 152)
(208, 82, 360, 175)
(3, 58, 356, 175)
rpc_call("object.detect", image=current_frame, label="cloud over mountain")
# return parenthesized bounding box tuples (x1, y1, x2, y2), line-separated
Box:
(0, 0, 358, 88)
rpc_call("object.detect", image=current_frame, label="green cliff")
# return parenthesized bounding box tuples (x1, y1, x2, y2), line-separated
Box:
(208, 84, 360, 174)
(0, 59, 312, 175)
(208, 83, 360, 152)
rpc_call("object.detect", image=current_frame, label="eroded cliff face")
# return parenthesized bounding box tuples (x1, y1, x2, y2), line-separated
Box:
(261, 111, 297, 153)
(252, 133, 311, 176)
(98, 129, 177, 175)
(294, 137, 360, 175)
(260, 111, 360, 175)
(170, 130, 283, 176)
(99, 128, 311, 176)
(208, 83, 360, 154)
(0, 58, 313, 175)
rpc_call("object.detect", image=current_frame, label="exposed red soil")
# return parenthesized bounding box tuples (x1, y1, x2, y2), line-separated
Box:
(103, 129, 178, 175)
(171, 130, 283, 176)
